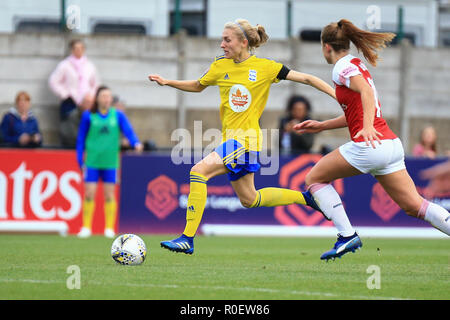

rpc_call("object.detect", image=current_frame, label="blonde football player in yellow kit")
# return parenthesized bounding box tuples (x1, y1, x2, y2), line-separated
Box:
(149, 19, 336, 254)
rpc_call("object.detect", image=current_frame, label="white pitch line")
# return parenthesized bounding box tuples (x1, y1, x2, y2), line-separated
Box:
(0, 278, 61, 284)
(0, 278, 412, 300)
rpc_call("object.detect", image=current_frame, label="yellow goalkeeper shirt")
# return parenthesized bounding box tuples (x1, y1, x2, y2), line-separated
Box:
(198, 55, 286, 151)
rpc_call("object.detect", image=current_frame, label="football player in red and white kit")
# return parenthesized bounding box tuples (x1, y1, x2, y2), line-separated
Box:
(294, 19, 450, 260)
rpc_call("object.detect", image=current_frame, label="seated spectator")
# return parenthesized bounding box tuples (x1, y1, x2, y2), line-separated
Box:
(49, 39, 99, 148)
(0, 91, 42, 148)
(413, 126, 438, 159)
(278, 95, 315, 155)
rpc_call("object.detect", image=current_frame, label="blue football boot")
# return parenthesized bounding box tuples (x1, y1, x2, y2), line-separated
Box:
(160, 234, 194, 254)
(302, 190, 325, 216)
(320, 232, 362, 261)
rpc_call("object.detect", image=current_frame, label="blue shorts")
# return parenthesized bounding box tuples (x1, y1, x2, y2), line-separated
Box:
(84, 167, 117, 184)
(215, 139, 260, 181)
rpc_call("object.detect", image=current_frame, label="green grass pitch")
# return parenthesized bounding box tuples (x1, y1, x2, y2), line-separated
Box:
(1, 234, 448, 300)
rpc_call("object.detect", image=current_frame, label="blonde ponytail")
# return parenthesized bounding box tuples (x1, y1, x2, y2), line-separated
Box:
(224, 19, 269, 51)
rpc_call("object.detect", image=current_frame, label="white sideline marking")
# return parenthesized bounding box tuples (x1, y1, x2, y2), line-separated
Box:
(201, 224, 448, 239)
(0, 278, 412, 300)
(0, 278, 61, 285)
(0, 221, 68, 236)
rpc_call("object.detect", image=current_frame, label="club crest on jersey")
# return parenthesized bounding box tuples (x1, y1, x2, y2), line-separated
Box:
(249, 70, 257, 82)
(340, 103, 348, 111)
(229, 84, 252, 113)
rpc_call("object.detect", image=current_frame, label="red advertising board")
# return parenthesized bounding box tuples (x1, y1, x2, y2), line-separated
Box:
(0, 149, 117, 235)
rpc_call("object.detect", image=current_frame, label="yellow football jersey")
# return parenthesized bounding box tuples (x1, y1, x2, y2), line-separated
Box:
(198, 55, 284, 151)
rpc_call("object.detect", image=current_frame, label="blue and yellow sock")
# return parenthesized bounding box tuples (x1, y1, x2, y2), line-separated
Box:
(82, 199, 95, 230)
(104, 199, 117, 230)
(250, 188, 308, 208)
(183, 172, 208, 237)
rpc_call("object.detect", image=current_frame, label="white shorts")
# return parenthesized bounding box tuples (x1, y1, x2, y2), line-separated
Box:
(338, 138, 406, 176)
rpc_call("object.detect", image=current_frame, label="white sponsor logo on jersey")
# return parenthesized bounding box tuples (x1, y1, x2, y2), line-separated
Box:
(229, 84, 252, 113)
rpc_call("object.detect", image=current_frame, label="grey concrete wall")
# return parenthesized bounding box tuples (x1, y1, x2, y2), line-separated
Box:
(0, 32, 449, 154)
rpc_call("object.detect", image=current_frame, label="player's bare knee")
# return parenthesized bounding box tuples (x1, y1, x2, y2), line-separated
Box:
(190, 164, 206, 177)
(240, 199, 253, 208)
(239, 196, 254, 208)
(305, 171, 329, 187)
(305, 172, 315, 187)
(105, 195, 115, 202)
(84, 195, 95, 202)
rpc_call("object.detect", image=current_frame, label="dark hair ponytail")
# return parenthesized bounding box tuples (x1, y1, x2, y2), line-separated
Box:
(322, 19, 395, 66)
(91, 85, 110, 114)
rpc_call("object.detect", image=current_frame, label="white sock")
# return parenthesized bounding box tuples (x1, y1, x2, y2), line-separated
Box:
(419, 200, 450, 236)
(309, 183, 355, 237)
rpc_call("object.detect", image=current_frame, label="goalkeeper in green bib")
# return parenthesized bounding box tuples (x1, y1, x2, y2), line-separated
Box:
(76, 86, 143, 238)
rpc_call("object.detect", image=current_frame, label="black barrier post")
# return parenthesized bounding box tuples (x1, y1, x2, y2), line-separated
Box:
(60, 0, 67, 32)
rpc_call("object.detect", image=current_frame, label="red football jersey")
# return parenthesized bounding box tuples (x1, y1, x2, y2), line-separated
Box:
(332, 54, 397, 142)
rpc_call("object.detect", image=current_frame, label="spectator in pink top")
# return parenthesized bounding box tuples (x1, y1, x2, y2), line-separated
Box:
(412, 126, 438, 159)
(49, 39, 99, 147)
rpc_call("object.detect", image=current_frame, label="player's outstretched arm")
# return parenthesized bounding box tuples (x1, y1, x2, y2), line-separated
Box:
(148, 74, 206, 92)
(286, 70, 336, 100)
(293, 114, 347, 134)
